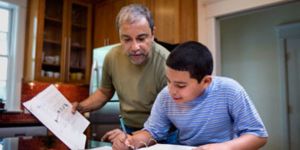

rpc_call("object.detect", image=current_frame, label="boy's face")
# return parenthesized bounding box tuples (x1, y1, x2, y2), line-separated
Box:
(166, 67, 212, 103)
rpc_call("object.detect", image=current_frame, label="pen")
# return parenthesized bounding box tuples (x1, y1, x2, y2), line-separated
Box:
(119, 115, 127, 138)
(119, 115, 135, 149)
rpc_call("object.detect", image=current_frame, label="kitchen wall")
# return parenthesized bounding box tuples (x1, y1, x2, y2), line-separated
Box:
(220, 2, 300, 150)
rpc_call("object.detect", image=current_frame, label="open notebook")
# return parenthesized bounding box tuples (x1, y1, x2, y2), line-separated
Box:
(89, 144, 195, 150)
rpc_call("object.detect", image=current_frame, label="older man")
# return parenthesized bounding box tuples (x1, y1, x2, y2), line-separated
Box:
(72, 4, 170, 143)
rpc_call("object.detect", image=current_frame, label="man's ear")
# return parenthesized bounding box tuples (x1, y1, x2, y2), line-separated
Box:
(152, 26, 156, 37)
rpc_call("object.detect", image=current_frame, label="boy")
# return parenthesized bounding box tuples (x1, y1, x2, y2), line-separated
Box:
(112, 41, 268, 150)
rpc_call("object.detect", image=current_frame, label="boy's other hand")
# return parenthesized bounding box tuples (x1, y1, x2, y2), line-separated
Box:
(101, 129, 125, 143)
(112, 133, 134, 150)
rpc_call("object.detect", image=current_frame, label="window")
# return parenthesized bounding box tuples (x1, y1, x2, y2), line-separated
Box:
(0, 5, 11, 108)
(0, 0, 27, 111)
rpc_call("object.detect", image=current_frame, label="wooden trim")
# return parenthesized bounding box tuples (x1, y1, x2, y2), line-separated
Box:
(34, 0, 46, 81)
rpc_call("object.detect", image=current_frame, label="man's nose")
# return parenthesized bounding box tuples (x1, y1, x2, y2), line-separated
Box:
(131, 40, 140, 50)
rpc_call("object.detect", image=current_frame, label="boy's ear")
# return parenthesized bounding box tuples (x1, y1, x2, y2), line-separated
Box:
(202, 75, 212, 87)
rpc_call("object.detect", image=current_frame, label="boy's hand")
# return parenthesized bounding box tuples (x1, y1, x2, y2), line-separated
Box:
(111, 133, 134, 150)
(193, 143, 230, 150)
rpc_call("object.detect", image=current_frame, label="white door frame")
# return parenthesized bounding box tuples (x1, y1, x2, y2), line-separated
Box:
(197, 0, 289, 75)
(276, 22, 300, 150)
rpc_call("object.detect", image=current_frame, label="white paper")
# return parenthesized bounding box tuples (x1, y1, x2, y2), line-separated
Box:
(138, 144, 195, 150)
(23, 85, 90, 149)
(87, 146, 112, 150)
(87, 143, 195, 150)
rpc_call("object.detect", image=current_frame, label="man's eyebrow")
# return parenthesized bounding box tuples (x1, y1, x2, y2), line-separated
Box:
(120, 34, 131, 38)
(120, 34, 149, 39)
(137, 33, 149, 38)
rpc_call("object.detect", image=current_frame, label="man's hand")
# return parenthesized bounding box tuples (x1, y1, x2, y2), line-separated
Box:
(71, 101, 83, 114)
(101, 129, 125, 143)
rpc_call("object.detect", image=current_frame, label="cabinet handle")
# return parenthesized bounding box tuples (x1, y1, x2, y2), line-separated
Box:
(103, 38, 110, 46)
(68, 38, 71, 50)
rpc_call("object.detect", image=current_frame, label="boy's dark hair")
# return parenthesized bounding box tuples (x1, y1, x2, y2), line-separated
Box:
(166, 41, 213, 83)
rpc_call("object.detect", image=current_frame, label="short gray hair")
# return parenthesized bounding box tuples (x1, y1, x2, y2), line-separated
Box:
(116, 4, 154, 33)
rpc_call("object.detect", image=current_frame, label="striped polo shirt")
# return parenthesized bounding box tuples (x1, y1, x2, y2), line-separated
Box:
(144, 76, 268, 146)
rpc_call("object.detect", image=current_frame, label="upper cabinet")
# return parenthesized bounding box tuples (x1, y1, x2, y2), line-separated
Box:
(94, 0, 126, 48)
(34, 0, 92, 84)
(93, 0, 197, 48)
(153, 0, 197, 44)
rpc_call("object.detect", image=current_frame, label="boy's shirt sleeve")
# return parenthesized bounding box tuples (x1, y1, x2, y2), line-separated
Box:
(229, 85, 268, 138)
(143, 87, 172, 141)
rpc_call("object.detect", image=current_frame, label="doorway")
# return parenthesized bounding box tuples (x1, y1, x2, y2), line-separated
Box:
(277, 22, 300, 150)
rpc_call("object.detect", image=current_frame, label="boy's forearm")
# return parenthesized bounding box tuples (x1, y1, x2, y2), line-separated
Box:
(225, 134, 267, 150)
(131, 130, 155, 148)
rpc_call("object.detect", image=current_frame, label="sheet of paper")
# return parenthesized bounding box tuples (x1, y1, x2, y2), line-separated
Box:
(23, 85, 90, 149)
(87, 144, 195, 150)
(138, 144, 195, 150)
(87, 146, 112, 150)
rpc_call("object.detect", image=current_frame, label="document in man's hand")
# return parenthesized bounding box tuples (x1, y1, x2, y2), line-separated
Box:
(23, 84, 90, 149)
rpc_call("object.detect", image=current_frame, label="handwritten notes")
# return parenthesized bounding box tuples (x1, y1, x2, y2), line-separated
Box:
(23, 85, 90, 149)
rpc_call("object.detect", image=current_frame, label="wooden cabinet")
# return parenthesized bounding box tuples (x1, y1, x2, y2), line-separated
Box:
(153, 0, 197, 43)
(35, 0, 92, 84)
(93, 0, 197, 47)
(94, 0, 126, 48)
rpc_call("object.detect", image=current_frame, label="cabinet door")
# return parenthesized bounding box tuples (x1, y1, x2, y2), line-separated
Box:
(110, 0, 127, 43)
(179, 0, 197, 42)
(153, 0, 180, 43)
(35, 0, 92, 84)
(67, 0, 92, 84)
(94, 1, 112, 48)
(152, 0, 197, 44)
(35, 0, 68, 82)
(94, 0, 126, 48)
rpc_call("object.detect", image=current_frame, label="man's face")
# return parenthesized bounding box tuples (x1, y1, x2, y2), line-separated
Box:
(119, 18, 154, 65)
(166, 66, 212, 103)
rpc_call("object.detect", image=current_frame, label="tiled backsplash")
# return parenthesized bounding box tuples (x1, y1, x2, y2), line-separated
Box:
(0, 82, 89, 123)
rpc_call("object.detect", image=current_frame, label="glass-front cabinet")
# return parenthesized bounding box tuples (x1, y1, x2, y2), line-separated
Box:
(35, 0, 91, 84)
